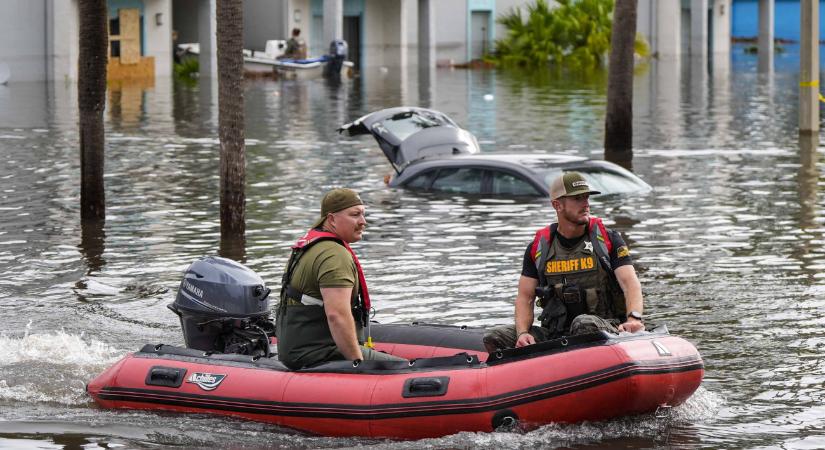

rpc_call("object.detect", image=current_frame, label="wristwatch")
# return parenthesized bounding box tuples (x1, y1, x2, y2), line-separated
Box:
(627, 311, 643, 321)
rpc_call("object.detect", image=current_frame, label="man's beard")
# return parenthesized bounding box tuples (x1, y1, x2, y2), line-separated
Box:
(563, 208, 589, 226)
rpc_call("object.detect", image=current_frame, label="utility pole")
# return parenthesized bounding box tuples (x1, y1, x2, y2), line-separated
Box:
(800, 0, 819, 132)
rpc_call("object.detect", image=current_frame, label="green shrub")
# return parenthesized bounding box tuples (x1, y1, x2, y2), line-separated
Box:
(174, 57, 199, 80)
(492, 0, 648, 69)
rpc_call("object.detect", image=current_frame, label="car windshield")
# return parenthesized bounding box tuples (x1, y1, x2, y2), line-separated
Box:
(373, 111, 451, 142)
(541, 168, 649, 195)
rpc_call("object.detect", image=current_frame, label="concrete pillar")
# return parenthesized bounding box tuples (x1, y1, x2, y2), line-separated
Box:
(711, 0, 731, 54)
(198, 0, 217, 79)
(655, 0, 680, 57)
(758, 0, 774, 73)
(46, 0, 79, 82)
(418, 0, 434, 68)
(396, 0, 409, 69)
(145, 0, 173, 77)
(653, 56, 681, 144)
(800, 0, 819, 132)
(323, 0, 343, 49)
(690, 0, 707, 56)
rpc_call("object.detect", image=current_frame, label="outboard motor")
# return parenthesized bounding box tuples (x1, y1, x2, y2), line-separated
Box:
(324, 39, 348, 78)
(168, 256, 274, 357)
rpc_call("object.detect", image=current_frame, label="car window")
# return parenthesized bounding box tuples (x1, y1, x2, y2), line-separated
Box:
(579, 170, 649, 194)
(405, 170, 436, 190)
(431, 168, 483, 194)
(375, 112, 448, 142)
(542, 169, 646, 195)
(491, 171, 541, 196)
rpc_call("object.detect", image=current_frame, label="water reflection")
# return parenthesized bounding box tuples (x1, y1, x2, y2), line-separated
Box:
(78, 219, 106, 273)
(108, 80, 151, 129)
(797, 131, 819, 230)
(1, 53, 824, 449)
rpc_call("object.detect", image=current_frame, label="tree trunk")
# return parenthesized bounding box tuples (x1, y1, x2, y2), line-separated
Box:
(604, 0, 637, 170)
(78, 0, 108, 222)
(216, 0, 246, 256)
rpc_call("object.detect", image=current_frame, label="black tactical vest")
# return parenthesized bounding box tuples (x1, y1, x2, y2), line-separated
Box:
(534, 226, 626, 329)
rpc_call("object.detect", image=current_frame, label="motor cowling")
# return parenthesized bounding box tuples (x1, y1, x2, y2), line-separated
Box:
(329, 39, 348, 59)
(169, 256, 273, 355)
(325, 39, 348, 78)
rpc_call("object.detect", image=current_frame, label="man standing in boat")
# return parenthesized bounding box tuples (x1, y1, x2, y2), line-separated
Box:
(277, 188, 405, 369)
(484, 172, 645, 351)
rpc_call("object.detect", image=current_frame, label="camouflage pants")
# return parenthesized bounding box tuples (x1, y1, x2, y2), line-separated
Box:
(482, 314, 620, 352)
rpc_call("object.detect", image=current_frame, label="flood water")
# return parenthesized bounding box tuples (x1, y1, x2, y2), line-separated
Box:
(1, 47, 824, 448)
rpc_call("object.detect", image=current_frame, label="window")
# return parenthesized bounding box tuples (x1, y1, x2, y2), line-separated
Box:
(541, 169, 648, 196)
(431, 168, 483, 194)
(491, 171, 540, 196)
(578, 170, 649, 194)
(375, 112, 450, 142)
(405, 170, 436, 190)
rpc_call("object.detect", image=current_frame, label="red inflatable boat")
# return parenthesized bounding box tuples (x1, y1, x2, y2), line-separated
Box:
(87, 257, 703, 438)
(87, 322, 703, 439)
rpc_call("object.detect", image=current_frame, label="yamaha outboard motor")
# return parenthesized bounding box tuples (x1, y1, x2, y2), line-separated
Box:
(168, 256, 274, 357)
(324, 39, 348, 79)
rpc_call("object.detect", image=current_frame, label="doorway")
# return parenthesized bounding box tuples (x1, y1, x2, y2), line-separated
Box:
(343, 15, 361, 70)
(470, 11, 491, 60)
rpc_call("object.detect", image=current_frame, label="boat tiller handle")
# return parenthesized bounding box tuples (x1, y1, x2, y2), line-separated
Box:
(402, 376, 450, 398)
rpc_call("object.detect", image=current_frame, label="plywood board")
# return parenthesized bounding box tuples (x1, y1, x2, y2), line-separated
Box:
(119, 8, 140, 64)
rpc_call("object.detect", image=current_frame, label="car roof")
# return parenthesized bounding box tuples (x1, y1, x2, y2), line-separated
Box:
(392, 152, 650, 196)
(403, 152, 589, 171)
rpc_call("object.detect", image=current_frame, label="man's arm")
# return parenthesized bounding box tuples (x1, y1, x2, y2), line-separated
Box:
(614, 265, 645, 333)
(514, 276, 539, 347)
(320, 287, 364, 360)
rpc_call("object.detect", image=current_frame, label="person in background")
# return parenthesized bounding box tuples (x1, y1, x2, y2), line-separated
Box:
(483, 172, 645, 352)
(277, 188, 405, 369)
(280, 28, 306, 59)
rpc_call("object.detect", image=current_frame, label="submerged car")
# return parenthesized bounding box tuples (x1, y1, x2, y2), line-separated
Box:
(338, 107, 651, 197)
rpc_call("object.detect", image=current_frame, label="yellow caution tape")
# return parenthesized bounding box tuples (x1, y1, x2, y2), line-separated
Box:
(800, 80, 825, 102)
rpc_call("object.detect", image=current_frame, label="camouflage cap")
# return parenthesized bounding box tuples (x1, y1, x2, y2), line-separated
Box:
(312, 188, 364, 228)
(549, 172, 601, 200)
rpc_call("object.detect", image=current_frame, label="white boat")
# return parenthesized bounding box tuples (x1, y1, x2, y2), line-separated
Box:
(274, 57, 354, 80)
(178, 41, 352, 80)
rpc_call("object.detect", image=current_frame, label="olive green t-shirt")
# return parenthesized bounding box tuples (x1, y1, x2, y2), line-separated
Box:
(287, 240, 359, 304)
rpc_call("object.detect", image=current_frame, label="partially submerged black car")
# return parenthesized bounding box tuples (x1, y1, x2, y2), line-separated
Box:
(338, 107, 651, 197)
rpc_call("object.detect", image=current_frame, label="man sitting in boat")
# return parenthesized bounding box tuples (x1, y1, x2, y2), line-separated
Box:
(277, 188, 405, 369)
(484, 172, 645, 351)
(279, 28, 306, 60)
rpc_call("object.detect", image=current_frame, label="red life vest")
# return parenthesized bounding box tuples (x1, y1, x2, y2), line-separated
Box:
(530, 217, 612, 262)
(293, 229, 370, 311)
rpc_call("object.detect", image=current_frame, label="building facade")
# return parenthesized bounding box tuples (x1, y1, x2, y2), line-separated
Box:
(0, 0, 734, 83)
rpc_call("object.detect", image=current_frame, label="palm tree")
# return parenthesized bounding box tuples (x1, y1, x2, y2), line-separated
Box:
(216, 0, 246, 258)
(604, 0, 637, 169)
(78, 0, 108, 222)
